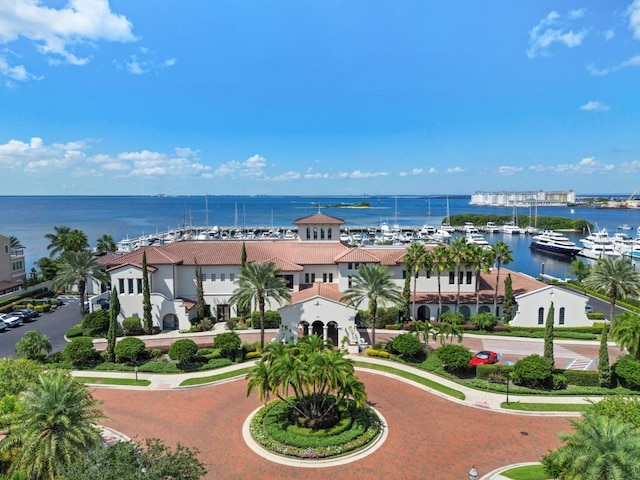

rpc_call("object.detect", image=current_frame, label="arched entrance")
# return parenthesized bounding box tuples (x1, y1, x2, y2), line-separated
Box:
(311, 320, 324, 338)
(326, 321, 339, 347)
(298, 321, 309, 338)
(417, 306, 431, 321)
(479, 305, 491, 314)
(460, 306, 471, 318)
(162, 313, 178, 330)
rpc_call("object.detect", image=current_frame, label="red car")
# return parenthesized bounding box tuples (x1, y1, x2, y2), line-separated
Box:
(469, 350, 499, 366)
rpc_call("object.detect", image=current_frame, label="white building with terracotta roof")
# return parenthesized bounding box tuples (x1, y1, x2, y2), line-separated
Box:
(99, 212, 592, 345)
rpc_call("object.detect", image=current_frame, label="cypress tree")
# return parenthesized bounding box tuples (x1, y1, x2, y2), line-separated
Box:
(544, 301, 555, 366)
(502, 274, 515, 323)
(401, 268, 411, 321)
(241, 241, 247, 267)
(142, 251, 153, 334)
(598, 322, 611, 388)
(195, 263, 206, 319)
(107, 286, 119, 362)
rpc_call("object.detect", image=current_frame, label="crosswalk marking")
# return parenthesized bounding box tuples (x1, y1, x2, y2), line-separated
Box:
(483, 339, 595, 371)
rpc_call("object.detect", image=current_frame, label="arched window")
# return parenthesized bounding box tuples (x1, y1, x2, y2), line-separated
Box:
(559, 307, 565, 325)
(306, 227, 310, 239)
(320, 228, 325, 240)
(313, 227, 318, 240)
(538, 307, 544, 325)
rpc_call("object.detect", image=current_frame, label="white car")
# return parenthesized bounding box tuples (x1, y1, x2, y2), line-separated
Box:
(0, 320, 6, 331)
(0, 313, 22, 328)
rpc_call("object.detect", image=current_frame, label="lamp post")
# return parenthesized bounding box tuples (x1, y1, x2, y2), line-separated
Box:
(506, 374, 510, 405)
(468, 466, 478, 480)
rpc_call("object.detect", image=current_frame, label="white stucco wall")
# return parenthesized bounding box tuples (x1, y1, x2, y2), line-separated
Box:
(511, 286, 591, 327)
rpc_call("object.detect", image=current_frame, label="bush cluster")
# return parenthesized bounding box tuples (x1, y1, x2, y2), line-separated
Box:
(365, 349, 389, 359)
(613, 357, 640, 390)
(122, 316, 143, 335)
(250, 310, 281, 329)
(81, 310, 110, 336)
(434, 344, 472, 371)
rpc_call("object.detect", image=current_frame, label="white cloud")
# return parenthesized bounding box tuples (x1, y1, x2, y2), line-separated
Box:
(337, 170, 388, 179)
(398, 168, 424, 177)
(527, 10, 587, 58)
(207, 154, 267, 179)
(0, 55, 40, 84)
(118, 50, 176, 75)
(588, 54, 640, 76)
(497, 166, 523, 176)
(580, 100, 610, 111)
(555, 156, 614, 175)
(428, 167, 437, 174)
(272, 171, 301, 181)
(629, 0, 640, 39)
(604, 29, 615, 40)
(446, 167, 465, 174)
(0, 0, 136, 68)
(620, 160, 640, 173)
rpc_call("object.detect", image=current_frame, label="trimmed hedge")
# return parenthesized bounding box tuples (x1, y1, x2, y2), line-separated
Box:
(477, 364, 601, 388)
(245, 351, 262, 360)
(365, 349, 389, 359)
(476, 364, 515, 380)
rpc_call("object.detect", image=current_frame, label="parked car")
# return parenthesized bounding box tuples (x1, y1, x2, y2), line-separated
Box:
(21, 308, 40, 319)
(585, 304, 594, 313)
(469, 350, 499, 366)
(0, 313, 22, 328)
(0, 320, 7, 331)
(14, 309, 39, 322)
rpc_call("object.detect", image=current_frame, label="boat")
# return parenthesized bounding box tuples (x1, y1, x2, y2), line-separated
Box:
(466, 232, 491, 250)
(485, 221, 501, 234)
(618, 224, 633, 231)
(463, 222, 479, 234)
(283, 229, 296, 240)
(579, 227, 612, 249)
(501, 221, 522, 235)
(529, 230, 581, 257)
(612, 232, 634, 253)
(578, 244, 622, 260)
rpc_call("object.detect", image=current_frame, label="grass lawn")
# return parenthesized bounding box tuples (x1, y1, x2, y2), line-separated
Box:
(500, 401, 588, 412)
(74, 377, 151, 387)
(353, 361, 466, 400)
(179, 367, 254, 386)
(502, 464, 548, 480)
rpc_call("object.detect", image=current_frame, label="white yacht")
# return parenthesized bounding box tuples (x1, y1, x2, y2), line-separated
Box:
(578, 244, 622, 260)
(465, 232, 491, 250)
(501, 222, 522, 235)
(579, 227, 612, 249)
(463, 222, 479, 234)
(529, 230, 581, 257)
(485, 221, 501, 234)
(612, 232, 635, 254)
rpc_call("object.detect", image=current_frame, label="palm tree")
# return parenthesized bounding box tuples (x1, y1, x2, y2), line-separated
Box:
(14, 330, 52, 361)
(45, 225, 71, 257)
(0, 370, 106, 480)
(404, 243, 426, 320)
(8, 236, 23, 249)
(95, 234, 116, 255)
(610, 312, 640, 360)
(490, 241, 514, 316)
(583, 257, 640, 324)
(548, 413, 640, 479)
(51, 250, 109, 313)
(229, 262, 291, 349)
(568, 258, 592, 282)
(467, 243, 493, 313)
(448, 236, 469, 313)
(341, 263, 402, 346)
(429, 245, 452, 321)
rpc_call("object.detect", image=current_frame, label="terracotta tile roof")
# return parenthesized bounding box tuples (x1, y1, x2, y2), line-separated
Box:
(106, 240, 351, 268)
(265, 256, 304, 272)
(334, 248, 381, 263)
(293, 212, 345, 225)
(360, 247, 407, 265)
(178, 297, 196, 311)
(288, 282, 347, 305)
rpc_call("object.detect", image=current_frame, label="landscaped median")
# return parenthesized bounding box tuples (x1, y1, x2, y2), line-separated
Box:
(73, 376, 151, 387)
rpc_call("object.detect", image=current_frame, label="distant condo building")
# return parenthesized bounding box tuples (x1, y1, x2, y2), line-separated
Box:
(470, 190, 575, 207)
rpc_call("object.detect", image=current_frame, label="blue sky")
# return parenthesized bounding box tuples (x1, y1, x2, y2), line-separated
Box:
(1, 1, 639, 196)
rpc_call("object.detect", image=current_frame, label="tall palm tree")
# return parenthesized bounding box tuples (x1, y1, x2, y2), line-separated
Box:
(229, 261, 291, 349)
(0, 370, 106, 480)
(45, 226, 88, 258)
(341, 263, 402, 346)
(610, 312, 640, 360)
(490, 241, 514, 316)
(467, 243, 492, 313)
(448, 236, 469, 313)
(95, 234, 116, 255)
(404, 243, 426, 320)
(8, 236, 23, 250)
(14, 330, 52, 361)
(549, 413, 640, 479)
(568, 258, 591, 282)
(429, 245, 452, 321)
(583, 256, 640, 324)
(51, 250, 109, 313)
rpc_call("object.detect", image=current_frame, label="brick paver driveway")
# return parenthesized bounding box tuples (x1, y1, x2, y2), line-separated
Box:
(93, 372, 571, 480)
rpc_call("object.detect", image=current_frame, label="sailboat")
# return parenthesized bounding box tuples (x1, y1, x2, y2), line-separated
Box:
(502, 202, 522, 234)
(434, 196, 453, 241)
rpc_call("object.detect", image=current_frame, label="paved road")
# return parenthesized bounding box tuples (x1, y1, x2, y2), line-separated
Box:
(0, 296, 83, 358)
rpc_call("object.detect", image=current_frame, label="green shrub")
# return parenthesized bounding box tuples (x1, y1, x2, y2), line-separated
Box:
(385, 324, 403, 330)
(434, 344, 472, 371)
(245, 351, 262, 360)
(420, 354, 445, 375)
(242, 341, 260, 354)
(206, 358, 233, 369)
(250, 310, 281, 329)
(62, 337, 97, 365)
(138, 361, 180, 374)
(81, 310, 110, 336)
(114, 337, 146, 363)
(551, 373, 567, 390)
(213, 332, 242, 360)
(613, 357, 640, 390)
(366, 349, 389, 359)
(66, 325, 84, 338)
(511, 354, 553, 389)
(387, 333, 424, 360)
(377, 306, 400, 327)
(168, 339, 198, 364)
(148, 348, 164, 359)
(122, 316, 143, 335)
(560, 369, 600, 387)
(475, 364, 515, 380)
(197, 348, 215, 356)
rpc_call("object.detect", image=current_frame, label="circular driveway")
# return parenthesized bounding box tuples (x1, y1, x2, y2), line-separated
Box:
(92, 372, 570, 480)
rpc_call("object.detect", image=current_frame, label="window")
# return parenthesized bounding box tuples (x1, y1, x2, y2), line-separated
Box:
(217, 304, 230, 322)
(230, 273, 234, 282)
(305, 273, 310, 283)
(329, 273, 333, 282)
(11, 260, 23, 271)
(402, 270, 407, 280)
(137, 279, 143, 294)
(459, 271, 464, 284)
(211, 273, 216, 281)
(313, 227, 318, 240)
(128, 278, 134, 294)
(538, 307, 544, 325)
(348, 262, 353, 270)
(328, 228, 332, 240)
(426, 270, 431, 279)
(449, 272, 455, 284)
(306, 227, 310, 239)
(559, 307, 565, 325)
(221, 273, 225, 282)
(466, 272, 472, 284)
(311, 273, 316, 282)
(348, 276, 352, 288)
(323, 273, 327, 283)
(118, 278, 124, 294)
(200, 273, 206, 282)
(3, 245, 7, 254)
(320, 228, 325, 240)
(415, 270, 419, 279)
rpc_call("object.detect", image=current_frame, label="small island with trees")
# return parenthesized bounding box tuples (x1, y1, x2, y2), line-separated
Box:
(449, 213, 592, 231)
(312, 201, 370, 209)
